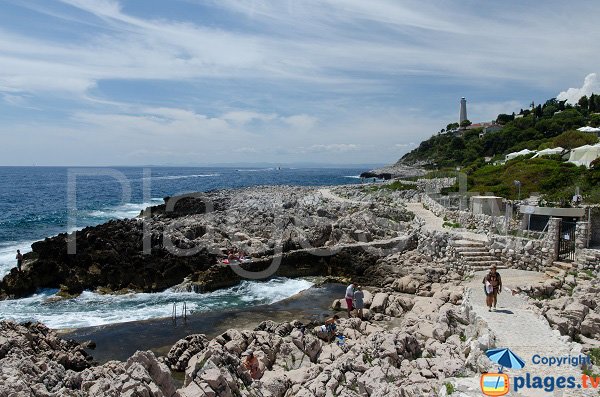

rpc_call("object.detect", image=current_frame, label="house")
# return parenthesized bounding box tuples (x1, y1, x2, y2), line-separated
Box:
(483, 124, 503, 134)
(466, 121, 504, 138)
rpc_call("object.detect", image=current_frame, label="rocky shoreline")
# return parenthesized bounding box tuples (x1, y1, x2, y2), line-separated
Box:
(1, 180, 599, 396)
(359, 163, 427, 180)
(1, 248, 495, 397)
(0, 184, 416, 299)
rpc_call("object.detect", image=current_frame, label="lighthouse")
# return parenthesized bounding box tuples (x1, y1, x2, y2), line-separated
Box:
(459, 97, 467, 125)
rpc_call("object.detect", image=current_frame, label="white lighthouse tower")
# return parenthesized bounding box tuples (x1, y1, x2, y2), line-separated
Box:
(459, 97, 467, 125)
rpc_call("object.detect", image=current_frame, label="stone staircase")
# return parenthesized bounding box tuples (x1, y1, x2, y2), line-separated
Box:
(545, 261, 575, 278)
(450, 239, 505, 271)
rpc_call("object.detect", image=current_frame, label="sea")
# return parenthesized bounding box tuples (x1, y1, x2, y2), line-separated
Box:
(0, 166, 367, 329)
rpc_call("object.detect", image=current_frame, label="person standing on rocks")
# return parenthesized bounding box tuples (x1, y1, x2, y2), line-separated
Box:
(345, 282, 355, 317)
(483, 264, 502, 311)
(353, 285, 364, 320)
(15, 250, 23, 272)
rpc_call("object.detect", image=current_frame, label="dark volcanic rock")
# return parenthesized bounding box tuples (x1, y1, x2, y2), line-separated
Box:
(0, 219, 216, 299)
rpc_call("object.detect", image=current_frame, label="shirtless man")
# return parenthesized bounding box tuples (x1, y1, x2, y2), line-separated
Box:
(16, 250, 23, 272)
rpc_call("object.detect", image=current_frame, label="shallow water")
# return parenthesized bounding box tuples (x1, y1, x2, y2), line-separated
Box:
(0, 278, 314, 329)
(64, 283, 345, 363)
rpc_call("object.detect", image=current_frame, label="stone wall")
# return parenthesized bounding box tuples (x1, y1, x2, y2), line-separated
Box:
(487, 219, 559, 271)
(420, 194, 515, 235)
(590, 207, 600, 247)
(575, 221, 590, 250)
(416, 177, 456, 194)
(576, 248, 600, 272)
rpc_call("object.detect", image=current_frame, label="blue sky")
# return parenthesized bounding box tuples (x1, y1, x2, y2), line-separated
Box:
(1, 0, 599, 166)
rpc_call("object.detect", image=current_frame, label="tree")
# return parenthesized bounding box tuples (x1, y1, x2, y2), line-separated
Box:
(496, 114, 514, 124)
(558, 100, 567, 111)
(446, 122, 459, 131)
(552, 130, 598, 149)
(578, 95, 589, 110)
(460, 119, 472, 128)
(590, 94, 598, 112)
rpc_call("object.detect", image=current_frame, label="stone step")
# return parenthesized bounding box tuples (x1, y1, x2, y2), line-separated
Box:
(553, 261, 575, 271)
(462, 257, 501, 263)
(470, 263, 504, 268)
(471, 265, 508, 271)
(545, 266, 565, 277)
(459, 251, 494, 257)
(455, 249, 491, 256)
(450, 239, 486, 248)
(464, 259, 503, 265)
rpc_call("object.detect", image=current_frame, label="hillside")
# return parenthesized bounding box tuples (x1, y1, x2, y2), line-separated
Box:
(400, 96, 600, 204)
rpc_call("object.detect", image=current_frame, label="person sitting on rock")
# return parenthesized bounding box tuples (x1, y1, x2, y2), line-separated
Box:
(242, 349, 262, 380)
(353, 285, 364, 320)
(324, 315, 339, 342)
(483, 264, 502, 312)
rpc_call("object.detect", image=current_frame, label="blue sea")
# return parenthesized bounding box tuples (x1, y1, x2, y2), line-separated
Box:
(0, 166, 366, 328)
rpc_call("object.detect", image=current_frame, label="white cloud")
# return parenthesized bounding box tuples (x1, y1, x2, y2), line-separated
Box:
(3, 1, 600, 98)
(222, 111, 277, 125)
(557, 73, 600, 104)
(283, 114, 318, 130)
(395, 143, 416, 148)
(305, 144, 359, 153)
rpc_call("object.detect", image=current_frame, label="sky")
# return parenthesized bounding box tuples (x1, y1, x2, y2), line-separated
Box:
(1, 0, 599, 166)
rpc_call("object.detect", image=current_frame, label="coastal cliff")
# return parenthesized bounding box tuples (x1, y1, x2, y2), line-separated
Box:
(0, 185, 417, 299)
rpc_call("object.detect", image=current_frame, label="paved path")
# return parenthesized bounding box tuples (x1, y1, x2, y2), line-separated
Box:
(453, 270, 595, 397)
(318, 188, 365, 205)
(406, 202, 489, 242)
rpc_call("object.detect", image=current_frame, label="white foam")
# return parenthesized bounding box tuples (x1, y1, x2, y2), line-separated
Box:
(0, 278, 313, 329)
(236, 168, 275, 172)
(86, 199, 163, 220)
(344, 175, 362, 179)
(148, 174, 220, 180)
(0, 240, 37, 277)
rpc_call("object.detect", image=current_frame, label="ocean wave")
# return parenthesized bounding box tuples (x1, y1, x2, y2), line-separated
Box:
(344, 175, 362, 179)
(0, 240, 37, 277)
(149, 174, 220, 180)
(236, 168, 276, 172)
(86, 199, 163, 220)
(0, 278, 313, 329)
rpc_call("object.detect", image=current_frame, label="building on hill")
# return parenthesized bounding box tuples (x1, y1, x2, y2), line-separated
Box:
(459, 97, 467, 125)
(463, 121, 504, 138)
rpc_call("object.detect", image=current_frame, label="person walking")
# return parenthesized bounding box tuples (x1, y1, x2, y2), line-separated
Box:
(353, 285, 365, 320)
(15, 250, 23, 272)
(345, 282, 355, 317)
(482, 264, 502, 311)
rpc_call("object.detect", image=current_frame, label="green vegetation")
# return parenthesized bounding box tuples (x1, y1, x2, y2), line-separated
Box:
(402, 96, 600, 204)
(363, 181, 416, 192)
(443, 221, 461, 228)
(445, 382, 455, 395)
(589, 348, 600, 366)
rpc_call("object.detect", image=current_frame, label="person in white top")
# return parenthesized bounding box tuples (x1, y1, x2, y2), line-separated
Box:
(345, 283, 355, 317)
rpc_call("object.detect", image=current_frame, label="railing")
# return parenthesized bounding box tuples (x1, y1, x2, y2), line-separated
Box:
(172, 302, 188, 324)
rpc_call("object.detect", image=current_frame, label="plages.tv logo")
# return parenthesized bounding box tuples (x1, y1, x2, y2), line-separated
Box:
(480, 348, 526, 396)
